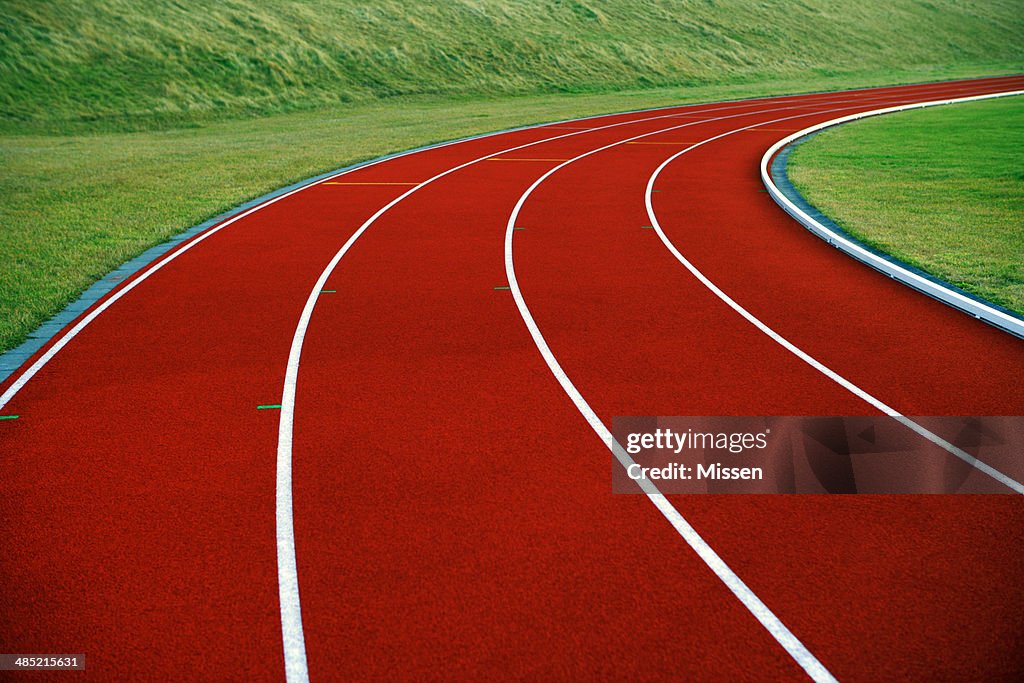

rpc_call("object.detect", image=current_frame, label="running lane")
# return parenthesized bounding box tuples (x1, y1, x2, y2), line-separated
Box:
(0, 76, 1020, 680)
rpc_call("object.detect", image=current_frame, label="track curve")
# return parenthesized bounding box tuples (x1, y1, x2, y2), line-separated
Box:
(1, 75, 1022, 681)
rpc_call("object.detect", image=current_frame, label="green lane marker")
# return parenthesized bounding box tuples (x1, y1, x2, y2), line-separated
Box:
(652, 189, 662, 192)
(757, 189, 769, 193)
(320, 289, 336, 293)
(513, 227, 526, 231)
(641, 225, 654, 229)
(257, 404, 282, 410)
(494, 286, 511, 290)
(0, 415, 19, 421)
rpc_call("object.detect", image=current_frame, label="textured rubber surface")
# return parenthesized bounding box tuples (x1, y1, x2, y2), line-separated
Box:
(1, 76, 1022, 681)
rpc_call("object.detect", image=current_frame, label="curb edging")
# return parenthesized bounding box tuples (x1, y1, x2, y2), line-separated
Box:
(760, 90, 1024, 340)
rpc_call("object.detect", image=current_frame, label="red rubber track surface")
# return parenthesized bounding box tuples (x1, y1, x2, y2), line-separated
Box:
(2, 76, 1022, 681)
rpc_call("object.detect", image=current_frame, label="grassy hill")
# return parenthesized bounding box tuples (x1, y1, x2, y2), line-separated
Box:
(1, 0, 1023, 131)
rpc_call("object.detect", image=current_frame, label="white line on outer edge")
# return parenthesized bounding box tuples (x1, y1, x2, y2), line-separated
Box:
(0, 89, 844, 683)
(643, 94, 1024, 495)
(760, 91, 1024, 337)
(0, 122, 543, 412)
(499, 110, 933, 683)
(278, 80, 1004, 682)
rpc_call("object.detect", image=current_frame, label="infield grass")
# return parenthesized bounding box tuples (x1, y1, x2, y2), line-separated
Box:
(789, 96, 1024, 316)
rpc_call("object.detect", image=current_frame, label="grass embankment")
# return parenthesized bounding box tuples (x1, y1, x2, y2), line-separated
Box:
(4, 0, 1023, 132)
(789, 96, 1024, 316)
(1, 1, 1022, 352)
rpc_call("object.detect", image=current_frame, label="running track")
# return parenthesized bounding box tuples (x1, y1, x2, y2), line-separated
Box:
(2, 76, 1023, 681)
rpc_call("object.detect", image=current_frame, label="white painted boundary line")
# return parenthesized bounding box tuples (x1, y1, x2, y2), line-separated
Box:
(0, 130, 507, 412)
(0, 89, 863, 683)
(498, 109, 896, 683)
(0, 101, 805, 683)
(644, 100, 1024, 495)
(760, 90, 1024, 338)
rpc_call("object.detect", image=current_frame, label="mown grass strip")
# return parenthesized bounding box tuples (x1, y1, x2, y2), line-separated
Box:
(4, 1, 1019, 132)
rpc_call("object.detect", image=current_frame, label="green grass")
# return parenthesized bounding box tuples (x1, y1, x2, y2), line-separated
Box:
(789, 96, 1024, 315)
(0, 1, 1022, 353)
(3, 0, 1023, 132)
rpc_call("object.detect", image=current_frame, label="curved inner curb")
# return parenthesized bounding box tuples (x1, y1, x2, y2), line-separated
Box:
(764, 94, 1024, 340)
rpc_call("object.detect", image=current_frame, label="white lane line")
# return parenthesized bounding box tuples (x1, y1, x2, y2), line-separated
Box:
(0, 125, 529, 412)
(643, 99, 1024, 495)
(760, 91, 1024, 338)
(278, 81, 1001, 682)
(273, 95, 864, 683)
(503, 241, 841, 681)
